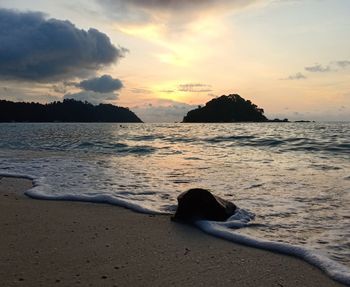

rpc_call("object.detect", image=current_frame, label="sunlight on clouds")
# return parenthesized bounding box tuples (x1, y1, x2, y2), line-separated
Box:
(156, 45, 198, 66)
(1, 0, 349, 120)
(147, 81, 214, 106)
(157, 52, 187, 66)
(116, 23, 193, 65)
(115, 14, 229, 67)
(150, 81, 195, 103)
(158, 16, 230, 66)
(118, 24, 164, 42)
(152, 81, 181, 100)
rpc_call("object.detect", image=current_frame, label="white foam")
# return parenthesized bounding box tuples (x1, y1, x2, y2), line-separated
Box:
(0, 172, 163, 215)
(196, 218, 350, 286)
(0, 170, 350, 285)
(2, 171, 350, 285)
(0, 172, 35, 181)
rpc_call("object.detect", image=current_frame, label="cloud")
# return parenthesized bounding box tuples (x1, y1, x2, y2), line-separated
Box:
(305, 64, 331, 73)
(77, 75, 123, 93)
(133, 98, 197, 122)
(303, 60, 350, 74)
(97, 1, 265, 67)
(160, 89, 175, 93)
(0, 9, 125, 82)
(122, 0, 259, 12)
(283, 60, 350, 81)
(98, 0, 262, 27)
(52, 84, 67, 94)
(63, 91, 118, 105)
(177, 83, 212, 92)
(334, 60, 350, 69)
(0, 83, 62, 103)
(130, 88, 152, 94)
(282, 72, 307, 80)
(63, 74, 123, 104)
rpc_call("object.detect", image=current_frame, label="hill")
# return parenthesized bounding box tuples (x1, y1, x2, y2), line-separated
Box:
(0, 99, 143, 123)
(183, 94, 268, 123)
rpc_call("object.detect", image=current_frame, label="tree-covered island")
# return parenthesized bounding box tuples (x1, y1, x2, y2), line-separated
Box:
(183, 94, 288, 123)
(0, 99, 143, 122)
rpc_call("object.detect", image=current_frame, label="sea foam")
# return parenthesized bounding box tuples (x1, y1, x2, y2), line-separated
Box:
(1, 171, 350, 285)
(0, 172, 165, 215)
(0, 122, 349, 285)
(196, 219, 350, 286)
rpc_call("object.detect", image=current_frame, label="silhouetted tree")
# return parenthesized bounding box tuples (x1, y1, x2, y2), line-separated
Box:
(0, 99, 143, 122)
(183, 94, 268, 122)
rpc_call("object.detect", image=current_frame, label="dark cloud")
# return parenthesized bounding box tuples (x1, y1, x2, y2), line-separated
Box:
(107, 0, 252, 11)
(98, 0, 262, 25)
(64, 75, 122, 104)
(282, 72, 307, 80)
(63, 91, 118, 105)
(334, 60, 350, 69)
(100, 0, 261, 12)
(52, 81, 77, 94)
(305, 64, 331, 73)
(0, 9, 125, 82)
(52, 84, 67, 94)
(177, 83, 212, 93)
(77, 75, 123, 93)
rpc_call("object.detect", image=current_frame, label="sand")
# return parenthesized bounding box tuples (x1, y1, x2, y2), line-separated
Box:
(0, 176, 346, 287)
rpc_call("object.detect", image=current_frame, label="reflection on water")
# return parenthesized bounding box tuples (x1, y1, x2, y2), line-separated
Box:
(0, 122, 349, 268)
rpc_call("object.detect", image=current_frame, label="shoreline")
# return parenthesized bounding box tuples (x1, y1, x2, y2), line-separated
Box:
(0, 176, 346, 287)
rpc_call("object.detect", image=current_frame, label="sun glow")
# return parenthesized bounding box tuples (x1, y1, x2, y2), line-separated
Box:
(149, 82, 185, 102)
(117, 24, 163, 42)
(115, 14, 229, 67)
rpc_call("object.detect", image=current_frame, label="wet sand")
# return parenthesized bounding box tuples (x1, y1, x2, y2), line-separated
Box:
(0, 176, 346, 287)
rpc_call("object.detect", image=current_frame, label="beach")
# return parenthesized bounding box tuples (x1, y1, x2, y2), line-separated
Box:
(0, 176, 346, 287)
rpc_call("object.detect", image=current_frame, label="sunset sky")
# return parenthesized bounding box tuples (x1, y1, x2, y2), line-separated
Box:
(0, 0, 349, 122)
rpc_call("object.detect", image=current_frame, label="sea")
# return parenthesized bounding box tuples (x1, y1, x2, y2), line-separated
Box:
(0, 122, 349, 284)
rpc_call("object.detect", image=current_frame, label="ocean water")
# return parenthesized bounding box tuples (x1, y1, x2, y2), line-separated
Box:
(0, 122, 349, 284)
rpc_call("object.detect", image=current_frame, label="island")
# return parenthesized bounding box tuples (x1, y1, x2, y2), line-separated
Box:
(0, 99, 143, 123)
(183, 94, 269, 122)
(182, 94, 288, 123)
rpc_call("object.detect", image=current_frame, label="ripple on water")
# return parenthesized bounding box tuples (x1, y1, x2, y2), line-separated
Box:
(0, 122, 349, 283)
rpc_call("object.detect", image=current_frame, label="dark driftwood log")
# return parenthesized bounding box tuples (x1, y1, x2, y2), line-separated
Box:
(172, 188, 237, 222)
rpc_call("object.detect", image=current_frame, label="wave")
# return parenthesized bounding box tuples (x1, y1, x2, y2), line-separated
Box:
(0, 172, 166, 214)
(0, 141, 156, 155)
(0, 122, 349, 157)
(206, 135, 256, 142)
(196, 219, 350, 286)
(202, 135, 349, 156)
(2, 172, 349, 285)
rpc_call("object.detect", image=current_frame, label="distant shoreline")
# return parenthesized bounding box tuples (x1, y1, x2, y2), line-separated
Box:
(0, 121, 316, 123)
(0, 99, 143, 123)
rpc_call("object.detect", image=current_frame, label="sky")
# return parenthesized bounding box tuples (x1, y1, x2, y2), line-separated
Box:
(0, 0, 349, 122)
